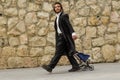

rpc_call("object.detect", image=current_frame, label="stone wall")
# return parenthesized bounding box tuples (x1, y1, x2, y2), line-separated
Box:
(0, 0, 120, 69)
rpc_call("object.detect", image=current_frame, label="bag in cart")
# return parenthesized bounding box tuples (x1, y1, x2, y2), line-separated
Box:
(74, 51, 94, 71)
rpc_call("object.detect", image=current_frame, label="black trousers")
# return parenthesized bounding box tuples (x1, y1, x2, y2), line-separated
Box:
(48, 34, 79, 69)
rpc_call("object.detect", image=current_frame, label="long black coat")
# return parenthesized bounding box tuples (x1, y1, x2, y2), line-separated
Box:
(54, 12, 76, 55)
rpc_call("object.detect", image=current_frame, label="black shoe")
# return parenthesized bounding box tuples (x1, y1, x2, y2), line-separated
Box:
(42, 65, 52, 73)
(68, 67, 80, 72)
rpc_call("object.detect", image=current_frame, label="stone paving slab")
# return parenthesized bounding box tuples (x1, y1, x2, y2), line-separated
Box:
(0, 63, 120, 80)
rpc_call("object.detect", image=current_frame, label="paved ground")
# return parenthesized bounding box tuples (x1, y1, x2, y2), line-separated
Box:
(0, 63, 120, 80)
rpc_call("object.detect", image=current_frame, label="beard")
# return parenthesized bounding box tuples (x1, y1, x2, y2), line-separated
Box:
(55, 9, 62, 14)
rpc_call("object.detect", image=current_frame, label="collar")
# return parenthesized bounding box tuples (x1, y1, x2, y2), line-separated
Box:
(56, 12, 62, 17)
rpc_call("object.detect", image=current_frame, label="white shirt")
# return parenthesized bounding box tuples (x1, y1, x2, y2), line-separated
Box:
(56, 12, 62, 34)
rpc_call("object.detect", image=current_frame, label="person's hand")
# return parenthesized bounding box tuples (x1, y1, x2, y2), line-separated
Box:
(72, 34, 77, 40)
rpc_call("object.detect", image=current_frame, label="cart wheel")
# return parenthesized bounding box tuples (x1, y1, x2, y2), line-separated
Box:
(81, 66, 88, 71)
(89, 65, 94, 71)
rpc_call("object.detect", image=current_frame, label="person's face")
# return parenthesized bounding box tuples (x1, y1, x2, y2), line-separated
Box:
(54, 4, 62, 13)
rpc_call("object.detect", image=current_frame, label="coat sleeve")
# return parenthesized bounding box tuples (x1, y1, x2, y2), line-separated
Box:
(62, 14, 75, 34)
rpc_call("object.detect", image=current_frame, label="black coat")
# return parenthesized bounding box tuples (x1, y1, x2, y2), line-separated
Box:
(54, 12, 76, 55)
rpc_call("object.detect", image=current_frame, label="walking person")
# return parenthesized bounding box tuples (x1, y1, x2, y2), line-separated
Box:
(42, 2, 80, 72)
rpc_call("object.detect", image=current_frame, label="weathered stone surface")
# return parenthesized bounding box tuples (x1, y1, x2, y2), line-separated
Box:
(44, 46, 55, 55)
(37, 19, 48, 28)
(75, 39, 82, 51)
(0, 17, 7, 25)
(27, 2, 39, 11)
(0, 26, 6, 37)
(0, 39, 4, 47)
(90, 5, 101, 16)
(102, 6, 111, 16)
(9, 37, 19, 46)
(40, 55, 53, 65)
(118, 23, 120, 31)
(18, 9, 26, 20)
(105, 34, 117, 44)
(47, 32, 55, 46)
(17, 45, 28, 57)
(0, 38, 8, 47)
(27, 24, 37, 36)
(115, 55, 120, 61)
(98, 0, 111, 7)
(25, 12, 38, 26)
(19, 34, 28, 45)
(83, 37, 92, 50)
(110, 11, 120, 23)
(16, 21, 26, 33)
(0, 0, 120, 69)
(42, 2, 52, 12)
(118, 32, 120, 43)
(78, 6, 90, 16)
(97, 25, 107, 37)
(58, 56, 69, 65)
(100, 17, 109, 25)
(92, 37, 105, 47)
(0, 58, 7, 69)
(86, 26, 97, 38)
(88, 16, 100, 26)
(1, 47, 16, 57)
(8, 57, 23, 68)
(18, 0, 27, 8)
(75, 27, 85, 38)
(73, 17, 87, 27)
(102, 45, 116, 62)
(92, 47, 104, 62)
(86, 0, 97, 5)
(76, 0, 85, 9)
(7, 28, 21, 36)
(38, 27, 49, 36)
(29, 36, 46, 47)
(37, 12, 49, 20)
(23, 57, 38, 67)
(69, 8, 78, 19)
(0, 5, 3, 13)
(48, 22, 54, 31)
(62, 1, 69, 12)
(107, 23, 118, 33)
(115, 44, 120, 55)
(112, 1, 120, 10)
(30, 48, 43, 57)
(8, 17, 18, 30)
(0, 47, 2, 57)
(34, 0, 42, 4)
(3, 0, 12, 7)
(4, 8, 18, 16)
(10, 0, 17, 7)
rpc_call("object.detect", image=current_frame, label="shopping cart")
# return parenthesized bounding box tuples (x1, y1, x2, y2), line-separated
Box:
(74, 51, 94, 71)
